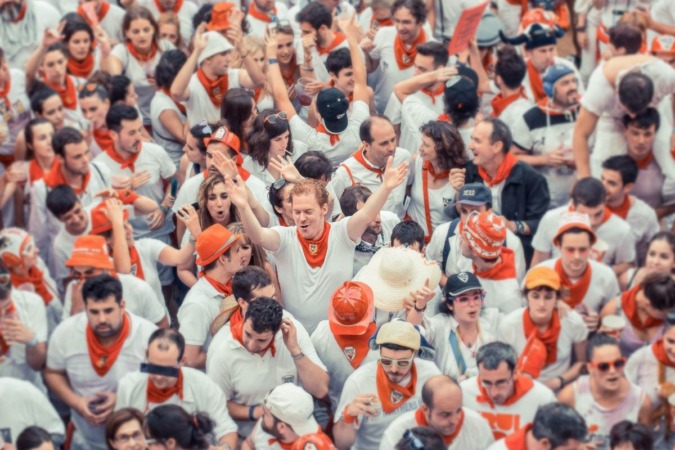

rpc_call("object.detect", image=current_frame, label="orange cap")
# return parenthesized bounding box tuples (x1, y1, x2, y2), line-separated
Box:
(90, 202, 129, 235)
(328, 281, 374, 336)
(196, 224, 242, 266)
(204, 126, 243, 163)
(552, 211, 597, 246)
(652, 35, 675, 56)
(207, 2, 234, 31)
(292, 433, 337, 450)
(66, 235, 114, 270)
(524, 266, 561, 291)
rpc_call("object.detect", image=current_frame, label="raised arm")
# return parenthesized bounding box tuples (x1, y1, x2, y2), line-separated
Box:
(227, 10, 266, 88)
(339, 15, 369, 104)
(572, 106, 599, 178)
(25, 24, 65, 89)
(393, 66, 457, 102)
(266, 31, 298, 120)
(226, 177, 281, 251)
(170, 24, 208, 102)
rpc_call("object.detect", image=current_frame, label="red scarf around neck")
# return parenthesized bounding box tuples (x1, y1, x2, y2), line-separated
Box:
(554, 258, 591, 309)
(280, 58, 298, 87)
(248, 2, 276, 22)
(11, 1, 27, 23)
(203, 274, 233, 297)
(526, 60, 547, 103)
(317, 32, 346, 56)
(653, 339, 675, 369)
(523, 308, 561, 367)
(607, 195, 631, 220)
(353, 147, 384, 179)
(415, 407, 464, 446)
(10, 267, 53, 305)
(0, 301, 17, 355)
(371, 17, 394, 30)
(476, 374, 534, 409)
(197, 68, 228, 107)
(93, 128, 114, 154)
(316, 123, 340, 146)
(43, 159, 91, 195)
(329, 321, 377, 369)
(297, 222, 331, 268)
(424, 160, 449, 182)
(438, 113, 450, 122)
(0, 73, 10, 109)
(376, 362, 417, 414)
(127, 42, 158, 63)
(393, 29, 426, 70)
(504, 424, 533, 450)
(42, 74, 77, 110)
(86, 313, 131, 376)
(154, 0, 183, 13)
(490, 87, 527, 118)
(147, 368, 184, 403)
(67, 53, 95, 79)
(622, 284, 663, 331)
(129, 246, 145, 280)
(635, 152, 654, 170)
(28, 158, 58, 185)
(421, 84, 444, 104)
(478, 152, 518, 187)
(230, 320, 276, 356)
(105, 146, 140, 172)
(473, 248, 517, 281)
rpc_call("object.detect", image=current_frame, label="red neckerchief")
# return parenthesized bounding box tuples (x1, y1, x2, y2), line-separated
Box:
(197, 67, 228, 107)
(0, 301, 17, 354)
(490, 87, 527, 118)
(77, 2, 110, 25)
(126, 42, 158, 63)
(523, 309, 560, 367)
(11, 1, 27, 22)
(317, 32, 346, 56)
(230, 307, 243, 328)
(526, 60, 546, 103)
(0, 74, 11, 109)
(415, 407, 464, 446)
(473, 248, 517, 280)
(147, 368, 184, 403)
(438, 113, 450, 122)
(128, 246, 145, 280)
(67, 53, 95, 79)
(203, 275, 233, 296)
(622, 284, 663, 331)
(421, 161, 449, 243)
(161, 88, 186, 115)
(653, 339, 675, 368)
(43, 159, 91, 195)
(476, 374, 534, 408)
(478, 152, 518, 187)
(424, 160, 449, 182)
(329, 321, 377, 369)
(105, 146, 140, 172)
(393, 28, 426, 70)
(504, 424, 532, 450)
(371, 17, 393, 29)
(93, 128, 114, 154)
(267, 439, 293, 450)
(28, 158, 58, 185)
(279, 216, 289, 227)
(353, 147, 384, 179)
(10, 266, 53, 305)
(316, 123, 340, 146)
(607, 195, 631, 220)
(554, 258, 591, 309)
(230, 320, 276, 356)
(483, 52, 495, 76)
(280, 58, 298, 87)
(297, 222, 331, 268)
(376, 362, 418, 414)
(635, 152, 654, 169)
(248, 2, 276, 22)
(42, 74, 77, 110)
(154, 0, 183, 13)
(421, 84, 444, 104)
(86, 313, 131, 376)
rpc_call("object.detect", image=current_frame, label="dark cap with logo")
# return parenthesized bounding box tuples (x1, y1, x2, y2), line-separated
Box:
(317, 88, 350, 134)
(444, 272, 482, 298)
(458, 183, 492, 206)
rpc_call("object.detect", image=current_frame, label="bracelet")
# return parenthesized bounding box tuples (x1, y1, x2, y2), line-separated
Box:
(268, 58, 278, 64)
(413, 303, 426, 313)
(291, 351, 305, 361)
(189, 236, 196, 245)
(302, 65, 314, 71)
(558, 376, 566, 389)
(159, 205, 170, 216)
(342, 406, 356, 424)
(248, 405, 258, 421)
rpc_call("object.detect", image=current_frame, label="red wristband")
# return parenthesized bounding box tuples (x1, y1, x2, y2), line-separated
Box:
(342, 407, 356, 424)
(116, 189, 139, 205)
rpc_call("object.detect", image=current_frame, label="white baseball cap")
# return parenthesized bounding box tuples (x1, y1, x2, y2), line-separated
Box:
(265, 384, 319, 436)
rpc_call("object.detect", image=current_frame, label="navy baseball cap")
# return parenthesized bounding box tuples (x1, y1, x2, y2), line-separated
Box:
(317, 88, 349, 134)
(444, 272, 482, 298)
(458, 183, 492, 206)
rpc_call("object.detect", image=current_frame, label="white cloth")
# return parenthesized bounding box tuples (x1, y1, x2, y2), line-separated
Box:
(0, 68, 30, 157)
(386, 90, 444, 154)
(185, 69, 241, 125)
(150, 90, 187, 167)
(245, 2, 289, 37)
(626, 343, 675, 411)
(177, 277, 226, 352)
(134, 238, 169, 313)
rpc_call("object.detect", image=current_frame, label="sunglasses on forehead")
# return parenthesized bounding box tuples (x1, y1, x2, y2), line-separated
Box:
(271, 177, 288, 191)
(264, 111, 288, 125)
(0, 273, 9, 286)
(267, 19, 291, 30)
(403, 430, 426, 450)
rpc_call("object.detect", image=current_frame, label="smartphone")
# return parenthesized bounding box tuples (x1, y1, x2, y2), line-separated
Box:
(88, 397, 106, 413)
(190, 202, 200, 211)
(170, 178, 179, 198)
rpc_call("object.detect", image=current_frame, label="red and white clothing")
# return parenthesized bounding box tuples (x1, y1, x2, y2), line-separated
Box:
(522, 57, 583, 104)
(46, 312, 157, 450)
(336, 359, 442, 450)
(177, 276, 231, 353)
(51, 209, 92, 296)
(130, 238, 171, 314)
(490, 91, 533, 130)
(474, 249, 522, 314)
(310, 319, 380, 409)
(385, 88, 445, 154)
(380, 407, 494, 450)
(185, 68, 242, 125)
(460, 375, 556, 440)
(626, 339, 675, 411)
(329, 146, 412, 219)
(0, 68, 30, 163)
(141, 0, 198, 45)
(68, 48, 102, 87)
(607, 195, 659, 260)
(294, 32, 350, 84)
(245, 2, 289, 38)
(632, 155, 669, 209)
(498, 307, 588, 381)
(115, 367, 238, 440)
(248, 422, 328, 450)
(271, 219, 358, 333)
(150, 89, 187, 167)
(532, 204, 636, 266)
(206, 313, 326, 437)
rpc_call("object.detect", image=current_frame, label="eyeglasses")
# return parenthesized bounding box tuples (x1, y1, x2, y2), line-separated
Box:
(589, 357, 626, 372)
(271, 177, 288, 191)
(115, 431, 145, 444)
(451, 291, 485, 305)
(379, 356, 414, 368)
(403, 430, 425, 450)
(264, 111, 288, 125)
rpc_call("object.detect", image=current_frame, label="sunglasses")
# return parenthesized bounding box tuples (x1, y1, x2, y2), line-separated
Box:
(379, 356, 414, 368)
(271, 177, 288, 191)
(403, 430, 425, 450)
(589, 357, 626, 372)
(267, 19, 291, 29)
(449, 291, 485, 305)
(264, 111, 288, 125)
(199, 120, 213, 135)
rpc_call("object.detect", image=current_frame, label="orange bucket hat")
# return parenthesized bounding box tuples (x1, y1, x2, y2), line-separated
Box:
(66, 235, 114, 270)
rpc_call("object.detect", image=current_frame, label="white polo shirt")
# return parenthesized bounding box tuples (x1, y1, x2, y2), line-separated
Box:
(61, 274, 165, 326)
(0, 290, 48, 390)
(386, 90, 444, 154)
(0, 378, 65, 446)
(535, 258, 620, 314)
(329, 147, 412, 219)
(310, 319, 380, 409)
(272, 219, 358, 333)
(245, 2, 289, 38)
(497, 307, 588, 382)
(177, 276, 226, 352)
(150, 89, 187, 167)
(47, 312, 157, 450)
(335, 359, 442, 450)
(141, 0, 198, 45)
(206, 314, 326, 437)
(115, 367, 238, 440)
(93, 141, 176, 240)
(460, 376, 556, 440)
(380, 407, 495, 450)
(621, 196, 660, 258)
(185, 69, 242, 126)
(531, 205, 636, 266)
(288, 101, 370, 166)
(134, 238, 170, 312)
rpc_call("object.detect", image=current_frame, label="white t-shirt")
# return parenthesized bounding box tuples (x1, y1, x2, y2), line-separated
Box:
(185, 69, 241, 126)
(623, 196, 660, 259)
(115, 367, 238, 440)
(150, 90, 187, 167)
(47, 312, 157, 450)
(134, 238, 169, 312)
(400, 94, 445, 156)
(177, 276, 226, 352)
(51, 207, 93, 295)
(407, 157, 457, 239)
(385, 90, 444, 154)
(206, 314, 326, 437)
(335, 359, 442, 450)
(272, 219, 358, 333)
(380, 407, 495, 450)
(475, 264, 522, 314)
(245, 2, 289, 38)
(626, 343, 675, 411)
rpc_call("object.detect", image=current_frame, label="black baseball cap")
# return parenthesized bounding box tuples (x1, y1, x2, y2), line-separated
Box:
(444, 76, 479, 115)
(458, 183, 492, 206)
(444, 272, 482, 298)
(317, 88, 349, 134)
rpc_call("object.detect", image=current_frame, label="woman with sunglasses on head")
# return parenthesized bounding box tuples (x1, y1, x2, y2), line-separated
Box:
(267, 177, 295, 227)
(106, 408, 147, 450)
(620, 231, 675, 291)
(558, 333, 651, 448)
(601, 272, 675, 356)
(144, 405, 214, 450)
(498, 266, 588, 391)
(177, 122, 209, 188)
(406, 272, 499, 381)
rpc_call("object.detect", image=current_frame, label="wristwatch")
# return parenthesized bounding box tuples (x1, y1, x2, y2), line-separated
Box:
(291, 351, 305, 361)
(268, 58, 278, 64)
(515, 221, 525, 235)
(26, 334, 38, 348)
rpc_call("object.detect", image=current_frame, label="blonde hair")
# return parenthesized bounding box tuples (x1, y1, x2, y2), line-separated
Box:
(232, 36, 272, 98)
(158, 12, 185, 50)
(226, 222, 269, 270)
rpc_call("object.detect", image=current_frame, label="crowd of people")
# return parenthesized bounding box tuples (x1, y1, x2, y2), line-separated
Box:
(1, 0, 675, 448)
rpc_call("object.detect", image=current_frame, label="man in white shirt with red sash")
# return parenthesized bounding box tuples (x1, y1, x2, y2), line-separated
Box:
(245, 0, 288, 38)
(381, 375, 494, 449)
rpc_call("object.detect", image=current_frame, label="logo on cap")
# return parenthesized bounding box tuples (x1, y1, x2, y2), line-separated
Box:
(336, 113, 346, 119)
(303, 445, 318, 450)
(343, 346, 356, 361)
(391, 390, 404, 404)
(464, 189, 475, 196)
(458, 273, 469, 283)
(214, 127, 226, 139)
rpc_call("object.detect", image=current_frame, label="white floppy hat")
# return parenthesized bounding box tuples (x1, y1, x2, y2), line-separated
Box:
(198, 31, 235, 65)
(354, 247, 441, 312)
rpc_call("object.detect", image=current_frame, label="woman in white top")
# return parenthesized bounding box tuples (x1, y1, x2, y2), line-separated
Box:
(14, 89, 69, 165)
(499, 266, 588, 390)
(406, 120, 467, 243)
(220, 88, 258, 155)
(235, 36, 274, 112)
(106, 5, 174, 127)
(619, 231, 675, 291)
(62, 13, 107, 87)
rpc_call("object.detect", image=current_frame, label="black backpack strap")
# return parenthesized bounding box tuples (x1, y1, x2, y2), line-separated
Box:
(441, 218, 460, 274)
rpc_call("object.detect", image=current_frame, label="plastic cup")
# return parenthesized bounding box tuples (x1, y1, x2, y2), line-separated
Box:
(295, 78, 313, 106)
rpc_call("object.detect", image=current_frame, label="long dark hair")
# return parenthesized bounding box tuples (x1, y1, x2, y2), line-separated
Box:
(25, 118, 54, 161)
(122, 5, 160, 48)
(247, 109, 294, 167)
(419, 120, 467, 171)
(220, 88, 255, 143)
(62, 13, 95, 61)
(144, 405, 214, 450)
